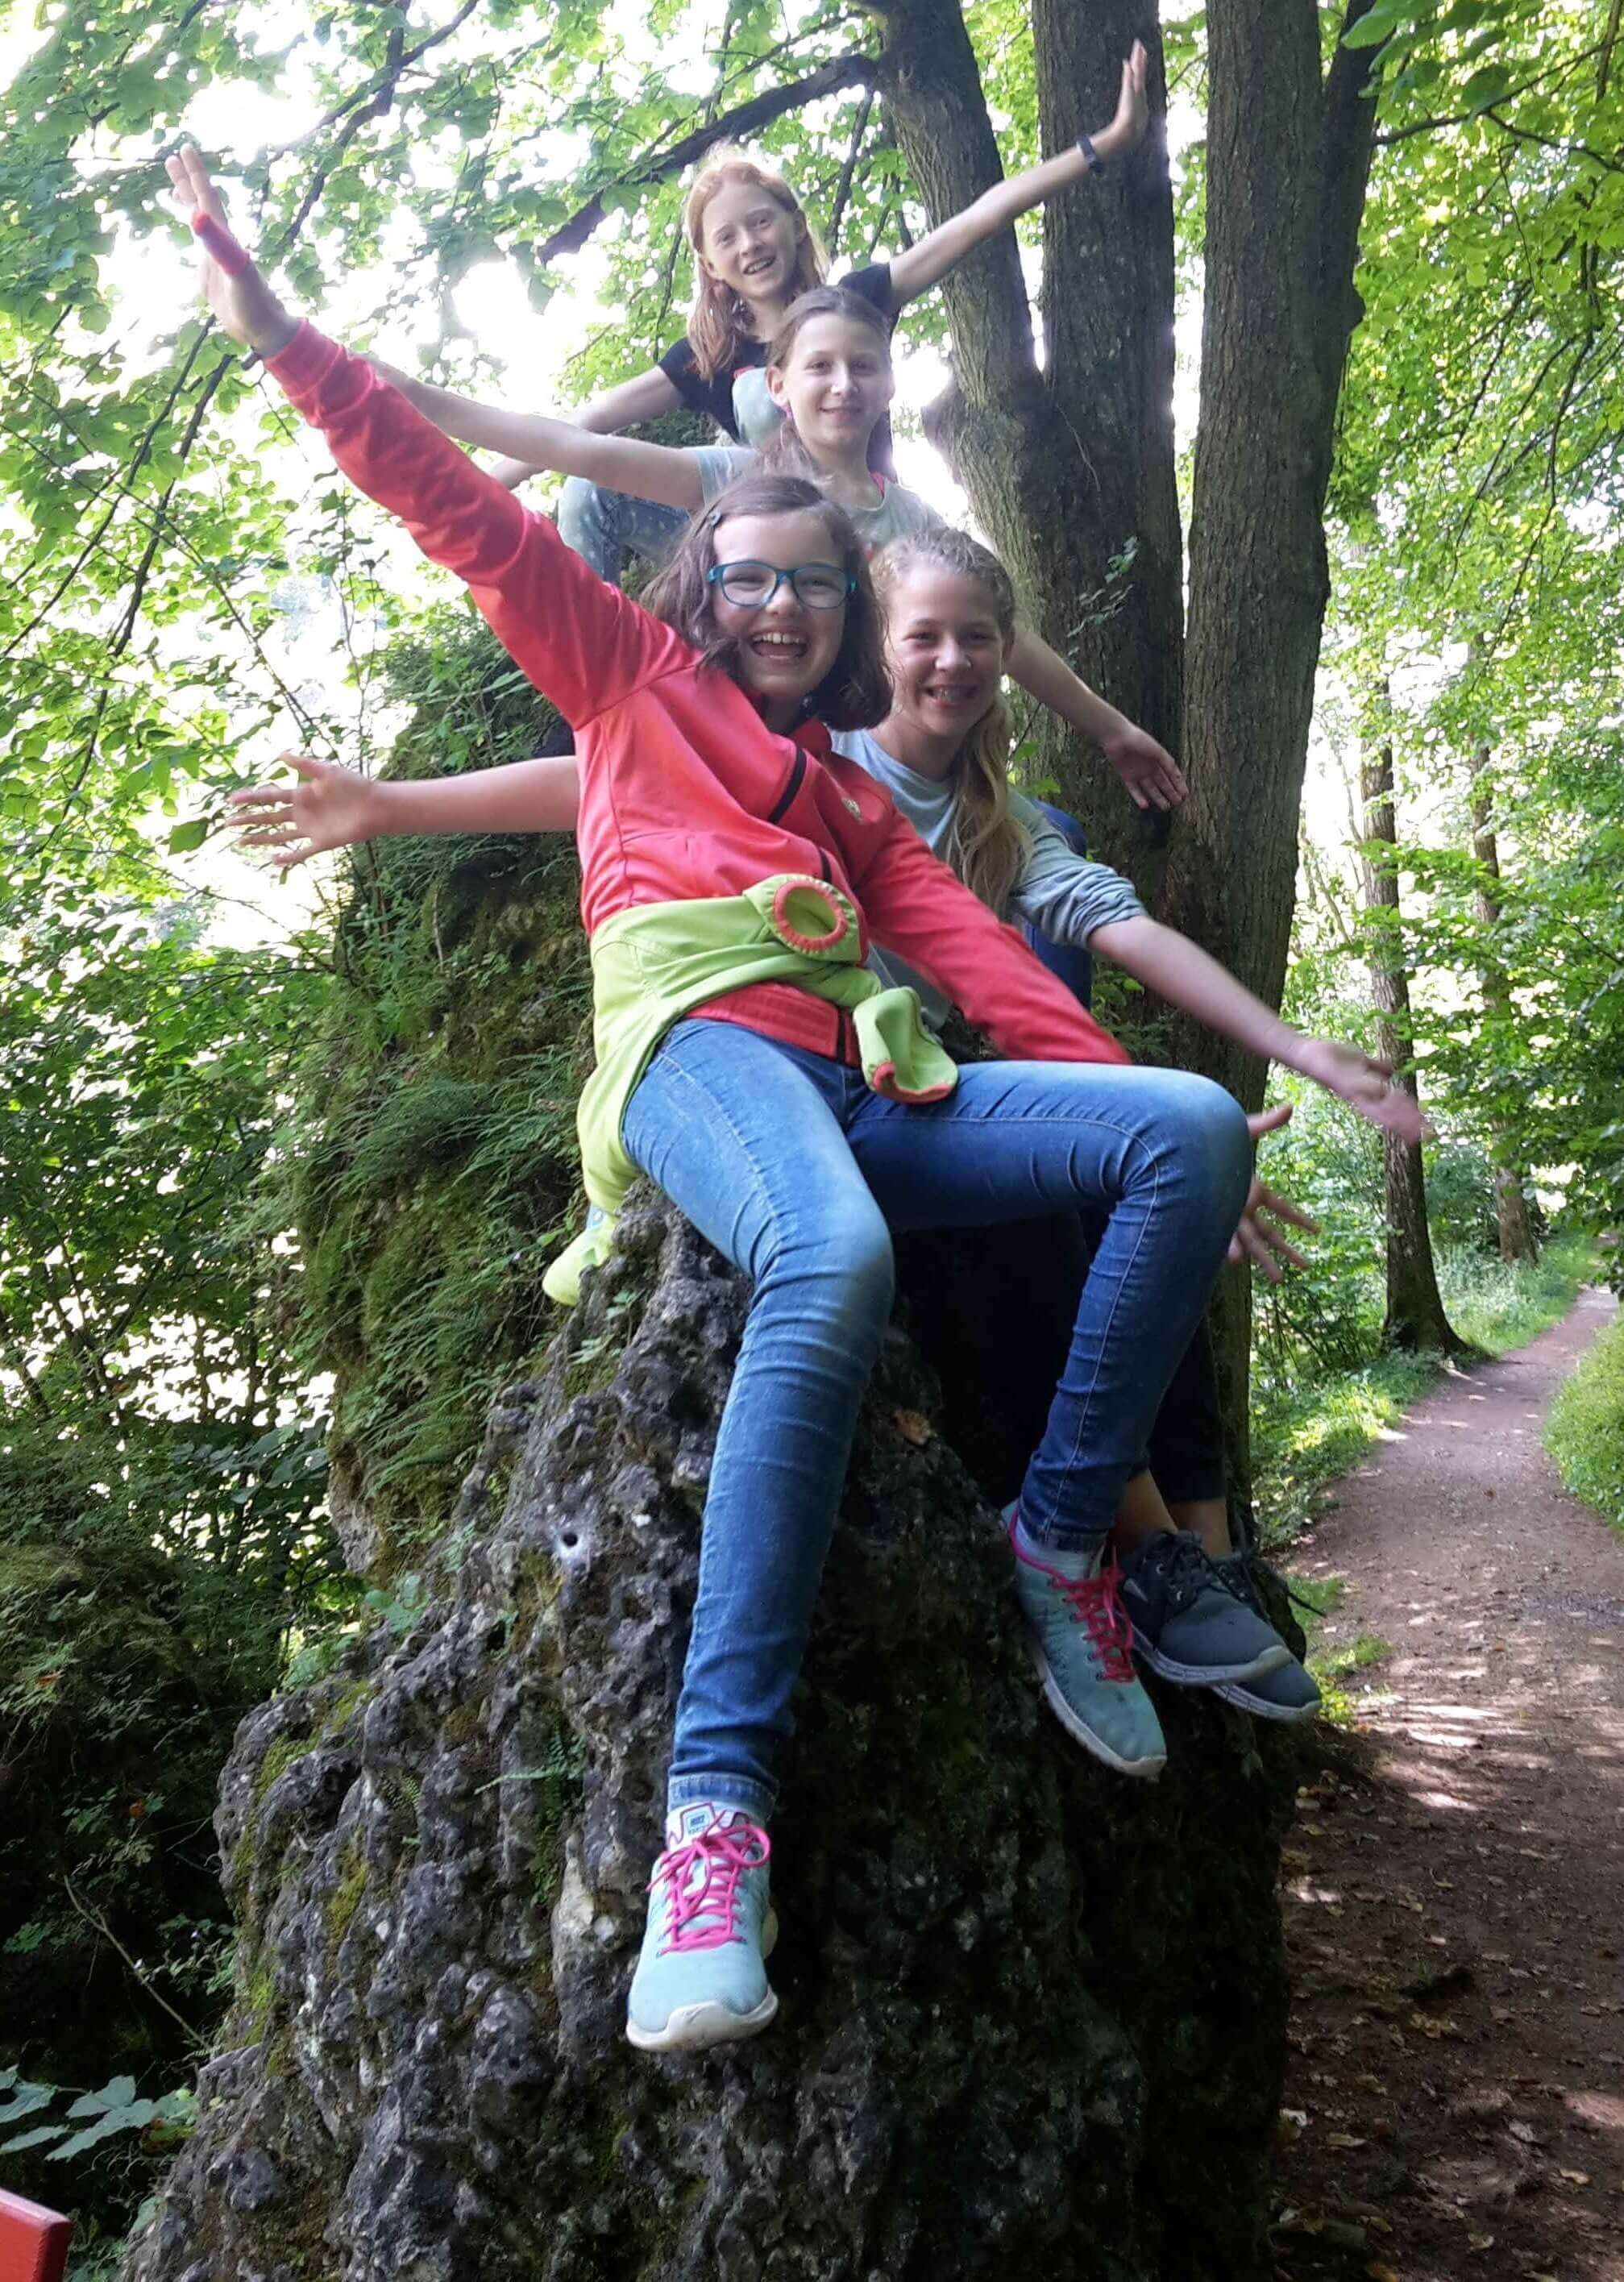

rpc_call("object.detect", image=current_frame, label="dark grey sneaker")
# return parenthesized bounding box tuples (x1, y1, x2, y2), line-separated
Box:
(1119, 1530, 1293, 1687)
(1209, 1552, 1322, 1724)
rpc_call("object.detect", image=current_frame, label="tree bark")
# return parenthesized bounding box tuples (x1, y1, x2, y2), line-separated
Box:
(1358, 724, 1468, 1355)
(1152, 0, 1383, 1499)
(1466, 741, 1539, 1263)
(874, 0, 1180, 892)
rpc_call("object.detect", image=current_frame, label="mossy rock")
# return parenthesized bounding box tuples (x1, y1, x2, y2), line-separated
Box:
(126, 1197, 1302, 2282)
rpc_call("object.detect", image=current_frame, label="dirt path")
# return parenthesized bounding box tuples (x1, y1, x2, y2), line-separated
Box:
(1273, 1285, 1624, 2282)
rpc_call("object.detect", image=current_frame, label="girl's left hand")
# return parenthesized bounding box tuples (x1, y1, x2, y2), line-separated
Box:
(1099, 717, 1188, 812)
(1296, 1035, 1431, 1145)
(1227, 1103, 1319, 1282)
(1093, 42, 1151, 164)
(165, 144, 298, 358)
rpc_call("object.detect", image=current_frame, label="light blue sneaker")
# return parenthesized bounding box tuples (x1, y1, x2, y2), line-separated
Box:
(1007, 1512, 1167, 1779)
(625, 1803, 779, 2052)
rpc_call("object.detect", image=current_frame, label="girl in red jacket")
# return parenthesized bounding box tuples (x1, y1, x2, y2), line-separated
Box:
(178, 147, 1281, 2055)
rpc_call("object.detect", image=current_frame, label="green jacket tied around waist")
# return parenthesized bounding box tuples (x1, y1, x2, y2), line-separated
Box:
(543, 875, 958, 1304)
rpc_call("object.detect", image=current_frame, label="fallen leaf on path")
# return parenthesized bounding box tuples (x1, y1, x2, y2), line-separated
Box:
(1558, 2168, 1591, 2185)
(1327, 2132, 1368, 2149)
(1468, 2235, 1495, 2253)
(891, 1408, 933, 1445)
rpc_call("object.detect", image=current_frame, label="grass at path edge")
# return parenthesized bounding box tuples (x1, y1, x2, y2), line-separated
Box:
(1254, 1232, 1598, 1553)
(1547, 1311, 1624, 1536)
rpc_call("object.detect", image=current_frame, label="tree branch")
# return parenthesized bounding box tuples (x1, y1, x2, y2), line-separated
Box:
(827, 84, 876, 260)
(530, 53, 881, 273)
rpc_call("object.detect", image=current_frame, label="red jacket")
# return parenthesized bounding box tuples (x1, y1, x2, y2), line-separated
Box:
(266, 325, 1128, 1070)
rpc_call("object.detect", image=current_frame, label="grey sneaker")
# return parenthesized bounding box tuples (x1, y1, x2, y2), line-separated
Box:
(1209, 1551, 1322, 1724)
(1119, 1530, 1293, 1687)
(1007, 1512, 1167, 1779)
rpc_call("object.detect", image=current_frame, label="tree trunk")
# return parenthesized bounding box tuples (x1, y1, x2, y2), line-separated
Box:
(1358, 724, 1468, 1355)
(125, 1199, 1301, 2282)
(1153, 0, 1383, 1500)
(1466, 742, 1539, 1263)
(875, 0, 1181, 894)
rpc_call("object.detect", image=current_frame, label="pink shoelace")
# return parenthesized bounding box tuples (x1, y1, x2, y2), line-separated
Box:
(652, 1811, 770, 1956)
(1011, 1519, 1137, 1683)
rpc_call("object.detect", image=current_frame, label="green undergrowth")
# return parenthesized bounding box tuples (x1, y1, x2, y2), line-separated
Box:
(285, 608, 592, 1573)
(1547, 1311, 1624, 1535)
(1254, 1232, 1596, 1549)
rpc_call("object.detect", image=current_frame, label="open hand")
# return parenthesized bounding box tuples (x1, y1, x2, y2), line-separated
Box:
(1094, 42, 1151, 163)
(230, 752, 380, 868)
(1227, 1103, 1319, 1283)
(165, 144, 297, 357)
(1099, 715, 1188, 812)
(1297, 1034, 1431, 1145)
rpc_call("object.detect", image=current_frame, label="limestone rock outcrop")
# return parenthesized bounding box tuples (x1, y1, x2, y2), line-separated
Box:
(125, 1195, 1301, 2282)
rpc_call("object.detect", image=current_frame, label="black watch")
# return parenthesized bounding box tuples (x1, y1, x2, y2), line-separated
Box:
(1076, 132, 1106, 173)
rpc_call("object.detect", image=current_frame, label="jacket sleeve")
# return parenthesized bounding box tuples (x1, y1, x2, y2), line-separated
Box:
(855, 808, 1132, 1066)
(265, 322, 690, 725)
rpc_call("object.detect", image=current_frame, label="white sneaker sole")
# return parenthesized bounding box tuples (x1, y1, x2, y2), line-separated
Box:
(625, 1906, 780, 2053)
(1132, 1633, 1294, 1687)
(1029, 1644, 1166, 1779)
(1209, 1677, 1322, 1724)
(626, 1986, 779, 2052)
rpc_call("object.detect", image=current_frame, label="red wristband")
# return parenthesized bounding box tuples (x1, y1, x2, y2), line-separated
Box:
(191, 209, 252, 278)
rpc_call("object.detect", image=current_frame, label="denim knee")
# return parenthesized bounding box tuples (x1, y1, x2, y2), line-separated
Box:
(1165, 1072, 1253, 1213)
(759, 1201, 895, 1348)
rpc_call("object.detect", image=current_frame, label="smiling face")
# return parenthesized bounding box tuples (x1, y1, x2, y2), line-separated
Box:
(766, 312, 895, 467)
(881, 564, 1014, 749)
(708, 509, 851, 725)
(696, 177, 808, 310)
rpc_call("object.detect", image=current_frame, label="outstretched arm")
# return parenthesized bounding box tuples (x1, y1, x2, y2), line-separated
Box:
(489, 364, 683, 490)
(369, 360, 704, 513)
(1090, 914, 1429, 1143)
(231, 752, 583, 867)
(887, 43, 1150, 309)
(1006, 623, 1187, 813)
(166, 148, 685, 723)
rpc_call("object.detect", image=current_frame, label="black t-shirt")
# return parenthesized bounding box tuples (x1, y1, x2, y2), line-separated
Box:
(657, 261, 897, 476)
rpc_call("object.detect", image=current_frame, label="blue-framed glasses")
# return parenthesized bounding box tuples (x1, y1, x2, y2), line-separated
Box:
(706, 560, 854, 610)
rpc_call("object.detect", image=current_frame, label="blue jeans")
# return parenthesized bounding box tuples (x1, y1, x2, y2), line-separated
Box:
(621, 1017, 1252, 1822)
(557, 475, 690, 583)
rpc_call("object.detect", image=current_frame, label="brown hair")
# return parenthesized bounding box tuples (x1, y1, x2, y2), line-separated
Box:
(642, 471, 891, 732)
(870, 528, 1031, 912)
(683, 152, 827, 383)
(757, 286, 895, 479)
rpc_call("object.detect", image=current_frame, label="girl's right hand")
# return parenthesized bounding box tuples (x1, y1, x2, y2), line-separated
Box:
(1093, 42, 1151, 163)
(165, 143, 299, 358)
(230, 753, 381, 867)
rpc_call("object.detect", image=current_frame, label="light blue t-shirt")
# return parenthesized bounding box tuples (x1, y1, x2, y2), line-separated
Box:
(832, 725, 1146, 1033)
(692, 447, 944, 555)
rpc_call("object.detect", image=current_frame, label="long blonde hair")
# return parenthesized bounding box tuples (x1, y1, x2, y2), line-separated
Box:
(682, 151, 827, 382)
(870, 529, 1031, 915)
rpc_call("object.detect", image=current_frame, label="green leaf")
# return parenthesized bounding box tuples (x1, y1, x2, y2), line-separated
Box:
(167, 817, 210, 853)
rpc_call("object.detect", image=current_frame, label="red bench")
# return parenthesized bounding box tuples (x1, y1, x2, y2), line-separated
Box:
(0, 2189, 72, 2282)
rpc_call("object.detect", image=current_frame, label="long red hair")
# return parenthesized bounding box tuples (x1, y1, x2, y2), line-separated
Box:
(682, 151, 828, 382)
